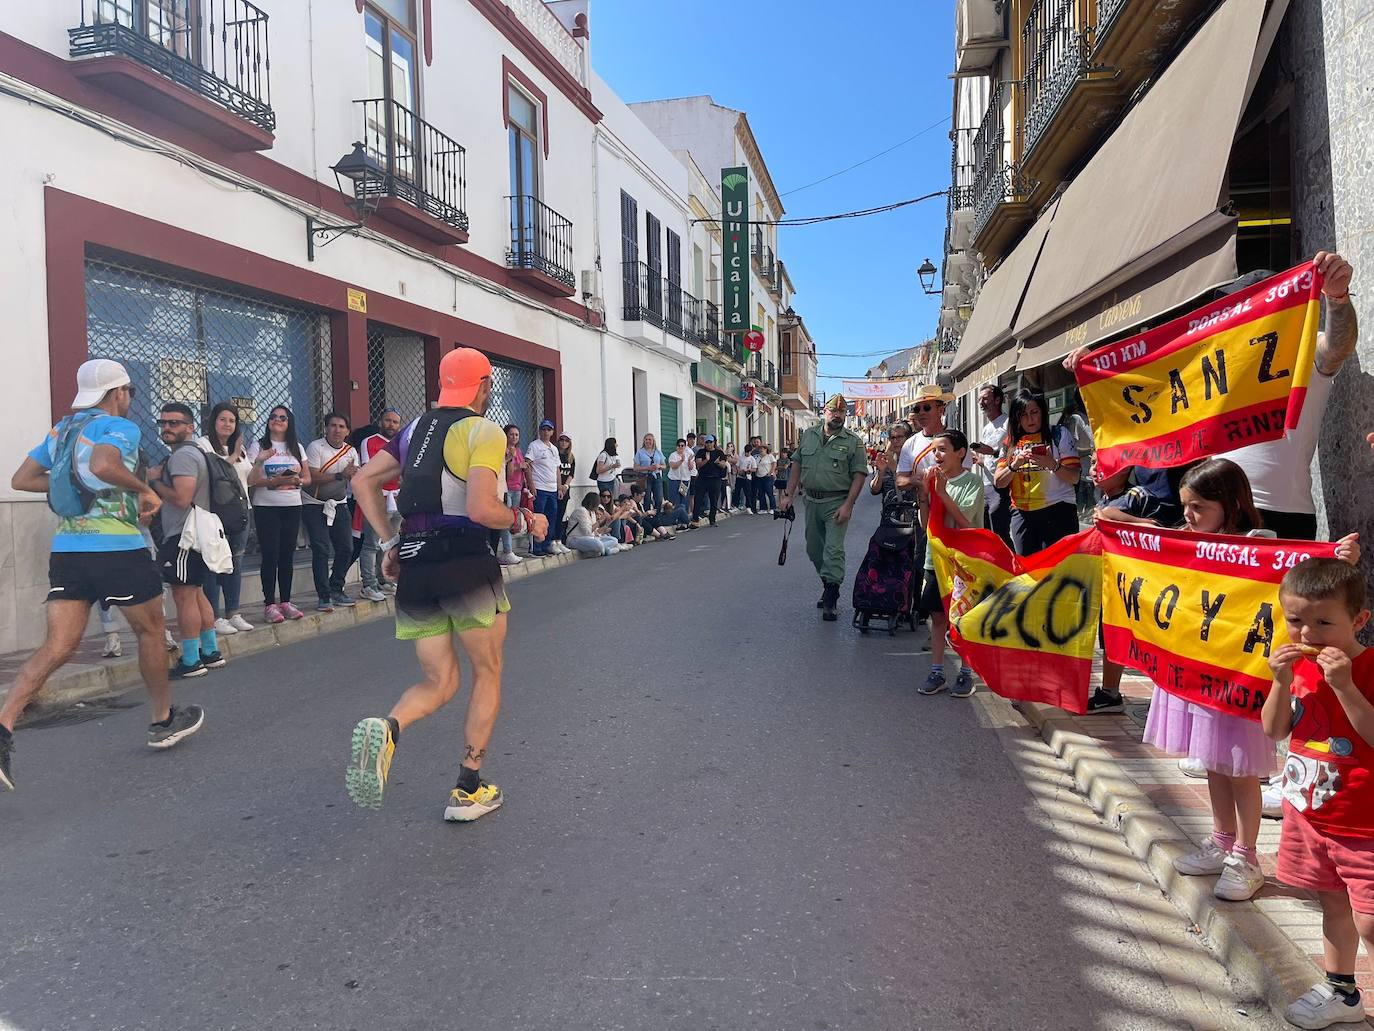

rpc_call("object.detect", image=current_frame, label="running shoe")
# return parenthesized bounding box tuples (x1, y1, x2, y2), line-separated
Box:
(497, 552, 522, 566)
(950, 668, 975, 698)
(147, 704, 205, 749)
(444, 780, 504, 822)
(1285, 983, 1366, 1029)
(360, 586, 386, 602)
(0, 732, 13, 790)
(1086, 688, 1125, 714)
(379, 580, 398, 595)
(1173, 839, 1227, 875)
(280, 602, 305, 620)
(1262, 783, 1285, 820)
(201, 651, 226, 669)
(918, 671, 947, 696)
(316, 597, 335, 613)
(1178, 756, 1208, 778)
(229, 614, 254, 632)
(213, 617, 238, 636)
(102, 632, 122, 658)
(171, 659, 207, 679)
(263, 603, 285, 624)
(1214, 854, 1265, 900)
(345, 717, 396, 810)
(331, 592, 357, 608)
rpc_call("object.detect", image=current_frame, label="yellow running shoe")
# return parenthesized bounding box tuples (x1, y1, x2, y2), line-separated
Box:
(345, 717, 395, 810)
(443, 780, 504, 822)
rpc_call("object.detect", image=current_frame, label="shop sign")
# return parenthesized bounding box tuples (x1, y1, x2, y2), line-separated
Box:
(721, 166, 750, 336)
(347, 288, 368, 313)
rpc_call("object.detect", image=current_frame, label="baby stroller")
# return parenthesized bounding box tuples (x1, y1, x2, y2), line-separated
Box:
(852, 490, 920, 635)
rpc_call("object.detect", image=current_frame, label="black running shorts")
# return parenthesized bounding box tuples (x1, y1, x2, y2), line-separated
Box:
(157, 537, 208, 587)
(47, 549, 162, 607)
(395, 551, 510, 640)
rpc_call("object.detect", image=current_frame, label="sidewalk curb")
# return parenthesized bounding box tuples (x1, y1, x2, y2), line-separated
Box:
(1018, 701, 1356, 1026)
(4, 550, 581, 725)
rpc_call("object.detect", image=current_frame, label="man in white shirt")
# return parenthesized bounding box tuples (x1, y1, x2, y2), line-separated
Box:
(736, 446, 758, 513)
(304, 412, 360, 612)
(755, 445, 777, 512)
(667, 437, 694, 512)
(525, 419, 567, 556)
(970, 384, 1012, 546)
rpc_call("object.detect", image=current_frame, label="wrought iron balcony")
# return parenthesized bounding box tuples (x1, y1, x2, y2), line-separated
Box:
(622, 260, 664, 327)
(665, 280, 687, 337)
(357, 98, 468, 243)
(971, 81, 1035, 247)
(1022, 0, 1095, 157)
(949, 126, 978, 215)
(507, 195, 576, 295)
(70, 0, 274, 140)
(700, 301, 722, 350)
(1095, 0, 1129, 42)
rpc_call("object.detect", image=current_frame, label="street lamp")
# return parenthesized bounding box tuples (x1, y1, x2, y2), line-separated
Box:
(917, 258, 940, 295)
(307, 142, 386, 261)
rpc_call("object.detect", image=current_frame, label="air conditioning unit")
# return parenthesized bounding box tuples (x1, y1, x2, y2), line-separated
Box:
(580, 269, 603, 311)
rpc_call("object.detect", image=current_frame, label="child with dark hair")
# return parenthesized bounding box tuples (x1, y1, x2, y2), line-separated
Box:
(918, 429, 984, 699)
(1265, 558, 1374, 1029)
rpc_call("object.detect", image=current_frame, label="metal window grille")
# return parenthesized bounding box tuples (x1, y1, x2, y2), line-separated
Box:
(487, 360, 545, 435)
(365, 323, 427, 424)
(84, 255, 332, 460)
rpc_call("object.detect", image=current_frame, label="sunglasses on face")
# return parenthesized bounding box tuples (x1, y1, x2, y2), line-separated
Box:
(156, 418, 189, 427)
(915, 403, 942, 414)
(269, 413, 289, 422)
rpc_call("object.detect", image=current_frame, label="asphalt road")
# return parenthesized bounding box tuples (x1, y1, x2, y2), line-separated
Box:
(1, 495, 1278, 1030)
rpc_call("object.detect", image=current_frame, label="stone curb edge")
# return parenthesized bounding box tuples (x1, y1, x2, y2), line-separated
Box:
(1016, 701, 1373, 1027)
(4, 548, 584, 725)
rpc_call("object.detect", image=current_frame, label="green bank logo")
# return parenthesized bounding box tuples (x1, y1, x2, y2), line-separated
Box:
(722, 173, 747, 192)
(721, 166, 750, 335)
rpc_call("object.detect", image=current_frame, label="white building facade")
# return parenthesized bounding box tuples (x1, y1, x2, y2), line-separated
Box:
(0, 2, 767, 652)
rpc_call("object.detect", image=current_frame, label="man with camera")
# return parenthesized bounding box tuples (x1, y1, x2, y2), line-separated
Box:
(779, 394, 867, 621)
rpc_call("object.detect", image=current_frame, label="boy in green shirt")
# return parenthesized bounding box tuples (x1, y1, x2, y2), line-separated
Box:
(918, 430, 985, 698)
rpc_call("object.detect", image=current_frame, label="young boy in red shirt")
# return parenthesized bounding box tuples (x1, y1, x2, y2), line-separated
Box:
(1264, 557, 1374, 1029)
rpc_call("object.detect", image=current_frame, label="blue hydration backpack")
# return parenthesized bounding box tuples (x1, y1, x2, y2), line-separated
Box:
(46, 412, 108, 518)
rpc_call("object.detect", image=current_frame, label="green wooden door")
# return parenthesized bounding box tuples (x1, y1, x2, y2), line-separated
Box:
(659, 394, 680, 446)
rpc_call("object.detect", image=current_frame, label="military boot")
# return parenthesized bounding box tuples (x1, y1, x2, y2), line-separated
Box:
(821, 582, 840, 622)
(817, 581, 827, 609)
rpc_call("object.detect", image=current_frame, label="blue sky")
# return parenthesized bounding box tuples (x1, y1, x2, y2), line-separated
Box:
(589, 0, 955, 388)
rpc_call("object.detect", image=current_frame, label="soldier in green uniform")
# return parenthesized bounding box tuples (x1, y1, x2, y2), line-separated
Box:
(779, 394, 868, 621)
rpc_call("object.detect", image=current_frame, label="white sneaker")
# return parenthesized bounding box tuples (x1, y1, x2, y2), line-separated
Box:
(229, 613, 254, 632)
(1178, 756, 1208, 778)
(214, 617, 238, 636)
(1285, 982, 1367, 1029)
(555, 542, 571, 554)
(1214, 854, 1265, 900)
(101, 631, 122, 658)
(1262, 784, 1285, 819)
(360, 586, 387, 602)
(497, 552, 522, 566)
(379, 580, 397, 594)
(609, 545, 624, 554)
(1173, 839, 1228, 876)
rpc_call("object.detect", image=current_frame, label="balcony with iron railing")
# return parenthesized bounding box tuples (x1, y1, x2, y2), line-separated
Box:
(1021, 0, 1097, 159)
(507, 195, 576, 297)
(622, 261, 664, 327)
(70, 0, 275, 150)
(971, 80, 1036, 262)
(357, 98, 468, 245)
(700, 301, 722, 351)
(949, 125, 978, 216)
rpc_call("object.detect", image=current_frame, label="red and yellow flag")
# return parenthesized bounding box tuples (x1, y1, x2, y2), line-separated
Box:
(1076, 262, 1323, 478)
(1099, 523, 1336, 720)
(928, 493, 1100, 714)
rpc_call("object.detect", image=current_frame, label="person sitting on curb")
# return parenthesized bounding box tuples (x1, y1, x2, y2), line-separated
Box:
(565, 492, 622, 557)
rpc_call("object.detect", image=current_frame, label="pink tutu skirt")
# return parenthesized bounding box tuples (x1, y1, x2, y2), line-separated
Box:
(1143, 686, 1276, 778)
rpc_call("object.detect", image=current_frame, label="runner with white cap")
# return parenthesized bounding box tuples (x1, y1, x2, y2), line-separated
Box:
(1, 360, 204, 790)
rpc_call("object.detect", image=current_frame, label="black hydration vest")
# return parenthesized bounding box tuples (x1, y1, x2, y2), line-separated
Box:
(395, 407, 478, 517)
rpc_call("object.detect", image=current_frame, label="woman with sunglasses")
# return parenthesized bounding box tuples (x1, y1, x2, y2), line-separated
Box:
(992, 390, 1082, 555)
(246, 405, 312, 623)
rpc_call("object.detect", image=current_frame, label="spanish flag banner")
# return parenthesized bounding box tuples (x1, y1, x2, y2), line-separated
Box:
(928, 493, 1101, 715)
(1099, 523, 1336, 721)
(1076, 262, 1324, 479)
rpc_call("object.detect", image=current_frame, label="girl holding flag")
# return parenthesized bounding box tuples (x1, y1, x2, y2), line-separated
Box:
(1142, 458, 1360, 901)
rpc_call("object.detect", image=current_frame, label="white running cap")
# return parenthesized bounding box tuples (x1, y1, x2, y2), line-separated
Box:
(71, 358, 131, 409)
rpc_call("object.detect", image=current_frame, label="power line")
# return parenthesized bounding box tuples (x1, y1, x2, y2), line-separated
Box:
(691, 189, 947, 228)
(779, 116, 952, 198)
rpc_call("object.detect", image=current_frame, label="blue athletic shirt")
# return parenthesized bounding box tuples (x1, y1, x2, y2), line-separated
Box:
(30, 414, 147, 553)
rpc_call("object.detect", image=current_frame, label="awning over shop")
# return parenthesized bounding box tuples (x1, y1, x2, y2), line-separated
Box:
(1011, 0, 1268, 370)
(947, 199, 1058, 386)
(953, 345, 1018, 397)
(1016, 219, 1237, 372)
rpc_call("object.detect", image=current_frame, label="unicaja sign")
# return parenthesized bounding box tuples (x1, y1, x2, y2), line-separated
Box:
(721, 166, 750, 336)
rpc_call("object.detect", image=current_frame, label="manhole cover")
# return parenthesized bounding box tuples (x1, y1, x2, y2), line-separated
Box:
(22, 697, 141, 730)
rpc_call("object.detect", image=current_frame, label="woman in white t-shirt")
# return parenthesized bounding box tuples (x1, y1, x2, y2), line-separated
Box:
(564, 491, 621, 557)
(246, 405, 312, 623)
(992, 390, 1081, 555)
(200, 402, 255, 635)
(592, 438, 622, 493)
